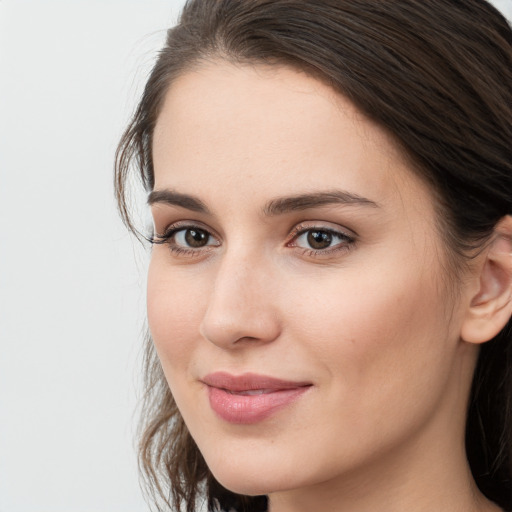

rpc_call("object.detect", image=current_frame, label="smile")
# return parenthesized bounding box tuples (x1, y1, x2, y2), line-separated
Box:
(202, 372, 312, 424)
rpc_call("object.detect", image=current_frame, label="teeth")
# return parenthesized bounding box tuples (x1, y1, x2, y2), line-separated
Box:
(227, 389, 274, 395)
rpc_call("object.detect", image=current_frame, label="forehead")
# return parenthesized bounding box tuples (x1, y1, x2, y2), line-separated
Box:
(152, 60, 430, 215)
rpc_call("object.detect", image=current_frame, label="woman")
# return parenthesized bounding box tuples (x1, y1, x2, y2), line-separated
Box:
(115, 1, 512, 511)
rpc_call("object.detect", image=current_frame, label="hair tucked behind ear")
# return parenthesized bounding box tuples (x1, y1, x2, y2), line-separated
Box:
(115, 1, 512, 510)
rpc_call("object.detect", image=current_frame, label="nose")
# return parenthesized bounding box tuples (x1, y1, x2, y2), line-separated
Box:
(199, 252, 281, 349)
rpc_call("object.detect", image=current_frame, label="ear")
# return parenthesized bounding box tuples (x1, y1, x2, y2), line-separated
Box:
(461, 215, 512, 344)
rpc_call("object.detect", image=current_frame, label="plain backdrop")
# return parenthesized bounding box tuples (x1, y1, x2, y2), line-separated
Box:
(1, 1, 511, 511)
(0, 1, 186, 511)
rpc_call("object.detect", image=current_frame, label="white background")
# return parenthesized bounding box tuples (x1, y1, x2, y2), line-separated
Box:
(1, 1, 511, 511)
(0, 1, 186, 511)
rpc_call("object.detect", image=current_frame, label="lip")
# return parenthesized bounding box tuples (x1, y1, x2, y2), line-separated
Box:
(201, 372, 312, 424)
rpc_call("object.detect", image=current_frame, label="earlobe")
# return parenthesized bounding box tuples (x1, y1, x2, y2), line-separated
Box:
(461, 215, 512, 344)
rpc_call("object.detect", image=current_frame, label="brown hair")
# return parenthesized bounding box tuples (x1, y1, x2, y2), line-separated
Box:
(115, 1, 512, 511)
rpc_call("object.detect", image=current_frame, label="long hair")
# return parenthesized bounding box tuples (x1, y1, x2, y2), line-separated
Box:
(115, 1, 512, 510)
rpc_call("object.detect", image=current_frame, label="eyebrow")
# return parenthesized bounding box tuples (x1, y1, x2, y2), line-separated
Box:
(147, 188, 379, 215)
(147, 189, 210, 213)
(263, 190, 379, 215)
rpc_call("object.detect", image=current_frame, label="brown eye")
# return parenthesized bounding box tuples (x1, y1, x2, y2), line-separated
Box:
(292, 227, 354, 254)
(307, 230, 333, 249)
(183, 228, 210, 247)
(152, 224, 220, 253)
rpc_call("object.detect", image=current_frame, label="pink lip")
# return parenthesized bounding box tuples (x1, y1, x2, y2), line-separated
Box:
(201, 372, 312, 424)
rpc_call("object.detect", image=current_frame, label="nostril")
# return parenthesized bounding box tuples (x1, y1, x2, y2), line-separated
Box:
(200, 309, 281, 349)
(198, 258, 281, 348)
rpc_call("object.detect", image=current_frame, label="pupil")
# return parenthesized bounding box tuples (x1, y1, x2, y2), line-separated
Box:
(185, 229, 208, 247)
(307, 230, 332, 249)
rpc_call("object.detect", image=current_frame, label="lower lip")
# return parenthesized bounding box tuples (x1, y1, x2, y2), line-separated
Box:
(207, 386, 310, 424)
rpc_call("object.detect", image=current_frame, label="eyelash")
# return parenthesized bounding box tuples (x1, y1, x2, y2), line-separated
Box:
(149, 222, 219, 258)
(149, 222, 356, 258)
(288, 223, 355, 257)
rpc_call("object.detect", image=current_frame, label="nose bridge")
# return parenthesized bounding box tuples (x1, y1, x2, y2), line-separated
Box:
(199, 246, 280, 348)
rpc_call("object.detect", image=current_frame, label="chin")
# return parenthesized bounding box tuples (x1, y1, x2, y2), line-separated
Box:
(206, 457, 297, 497)
(213, 475, 284, 497)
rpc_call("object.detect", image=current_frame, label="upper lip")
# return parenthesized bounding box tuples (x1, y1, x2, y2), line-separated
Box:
(201, 372, 312, 392)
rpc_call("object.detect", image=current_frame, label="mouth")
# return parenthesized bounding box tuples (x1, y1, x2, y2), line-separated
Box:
(201, 372, 312, 424)
(224, 389, 278, 395)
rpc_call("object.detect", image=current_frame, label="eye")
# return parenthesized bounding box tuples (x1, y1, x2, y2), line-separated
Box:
(174, 227, 214, 248)
(289, 225, 355, 254)
(299, 230, 336, 250)
(150, 223, 220, 255)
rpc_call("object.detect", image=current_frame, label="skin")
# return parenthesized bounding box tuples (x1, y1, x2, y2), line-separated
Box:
(148, 61, 504, 512)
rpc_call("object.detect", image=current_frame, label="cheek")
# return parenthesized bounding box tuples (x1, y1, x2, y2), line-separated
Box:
(285, 254, 455, 414)
(146, 255, 207, 367)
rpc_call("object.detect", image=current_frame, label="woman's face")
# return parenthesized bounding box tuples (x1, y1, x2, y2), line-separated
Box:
(148, 62, 476, 497)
